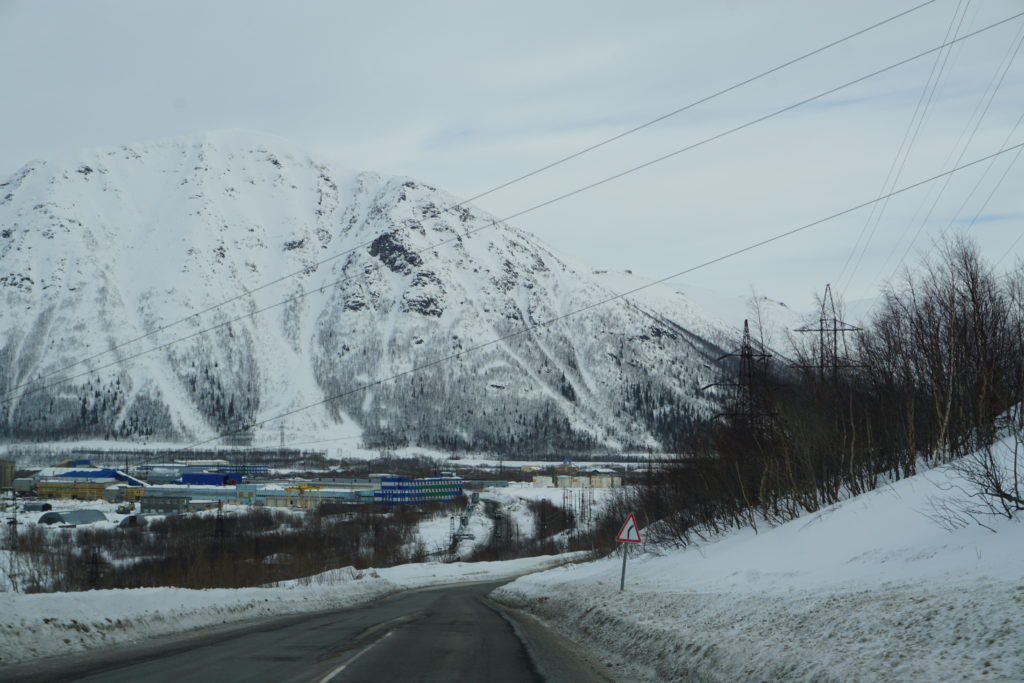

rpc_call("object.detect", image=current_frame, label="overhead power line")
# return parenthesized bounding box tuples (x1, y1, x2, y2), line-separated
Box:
(857, 55, 1024, 309)
(990, 144, 1024, 268)
(7, 9, 1021, 406)
(173, 141, 1024, 454)
(947, 108, 1024, 245)
(872, 114, 1024, 295)
(835, 0, 972, 292)
(3, 1, 939, 398)
(875, 17, 1024, 286)
(454, 0, 940, 208)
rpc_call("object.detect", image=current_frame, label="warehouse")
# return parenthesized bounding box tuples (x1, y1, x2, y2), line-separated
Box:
(138, 462, 268, 484)
(374, 476, 463, 505)
(0, 458, 14, 489)
(32, 467, 148, 501)
(37, 509, 109, 526)
(103, 484, 146, 504)
(141, 482, 376, 510)
(37, 477, 119, 500)
(140, 496, 219, 514)
(533, 472, 622, 488)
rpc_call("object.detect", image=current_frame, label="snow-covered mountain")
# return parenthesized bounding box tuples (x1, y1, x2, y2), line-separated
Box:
(587, 269, 806, 356)
(0, 131, 735, 453)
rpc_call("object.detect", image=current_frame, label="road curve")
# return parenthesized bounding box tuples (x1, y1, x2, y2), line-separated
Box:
(1, 580, 615, 683)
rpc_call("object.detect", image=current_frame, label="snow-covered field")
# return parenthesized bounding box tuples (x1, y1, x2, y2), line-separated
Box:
(494, 439, 1024, 682)
(0, 553, 581, 666)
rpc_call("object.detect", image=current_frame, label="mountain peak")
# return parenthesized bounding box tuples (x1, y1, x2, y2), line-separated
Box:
(1, 133, 728, 454)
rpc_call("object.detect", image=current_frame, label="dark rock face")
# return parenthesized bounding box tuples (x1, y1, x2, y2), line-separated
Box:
(369, 231, 423, 274)
(401, 270, 445, 317)
(402, 294, 443, 317)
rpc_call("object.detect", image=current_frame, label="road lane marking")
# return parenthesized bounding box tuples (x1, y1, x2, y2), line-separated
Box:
(317, 630, 394, 683)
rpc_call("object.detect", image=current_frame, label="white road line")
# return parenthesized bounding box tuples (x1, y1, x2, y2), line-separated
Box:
(317, 630, 394, 683)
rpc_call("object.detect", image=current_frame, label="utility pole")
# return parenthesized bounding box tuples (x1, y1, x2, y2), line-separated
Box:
(214, 500, 226, 542)
(448, 514, 456, 560)
(89, 546, 101, 589)
(6, 490, 17, 592)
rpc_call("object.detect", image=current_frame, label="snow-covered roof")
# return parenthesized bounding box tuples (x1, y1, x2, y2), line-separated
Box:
(37, 509, 109, 525)
(40, 477, 118, 484)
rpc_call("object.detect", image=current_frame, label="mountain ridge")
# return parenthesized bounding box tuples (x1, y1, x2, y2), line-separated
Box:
(1, 131, 734, 454)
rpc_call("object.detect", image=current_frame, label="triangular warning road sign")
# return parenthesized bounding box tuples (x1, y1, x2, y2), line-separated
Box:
(615, 512, 642, 543)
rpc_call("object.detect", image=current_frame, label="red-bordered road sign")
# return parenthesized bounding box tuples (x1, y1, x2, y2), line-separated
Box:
(615, 512, 642, 543)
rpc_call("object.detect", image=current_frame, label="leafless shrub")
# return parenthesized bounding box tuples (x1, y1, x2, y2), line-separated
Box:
(630, 237, 1024, 545)
(6, 500, 456, 592)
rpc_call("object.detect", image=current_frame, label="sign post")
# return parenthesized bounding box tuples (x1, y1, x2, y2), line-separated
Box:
(615, 512, 642, 591)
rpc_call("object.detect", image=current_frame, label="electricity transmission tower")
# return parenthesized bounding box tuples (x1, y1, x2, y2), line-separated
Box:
(704, 319, 776, 429)
(794, 284, 861, 380)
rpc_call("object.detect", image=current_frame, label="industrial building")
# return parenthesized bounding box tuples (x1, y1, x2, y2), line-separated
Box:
(103, 484, 146, 504)
(141, 475, 463, 510)
(139, 461, 268, 484)
(140, 496, 220, 514)
(37, 509, 109, 525)
(142, 481, 378, 510)
(532, 472, 622, 488)
(0, 458, 14, 489)
(21, 459, 464, 513)
(37, 477, 119, 500)
(34, 468, 148, 501)
(374, 476, 464, 504)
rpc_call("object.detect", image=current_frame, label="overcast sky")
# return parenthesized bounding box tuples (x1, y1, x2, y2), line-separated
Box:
(1, 0, 1022, 309)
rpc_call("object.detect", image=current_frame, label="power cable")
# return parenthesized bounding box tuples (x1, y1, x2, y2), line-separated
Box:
(6, 9, 1021, 406)
(991, 149, 1024, 269)
(172, 142, 1024, 454)
(944, 109, 1024, 240)
(857, 29, 1024, 305)
(849, 115, 1023, 319)
(271, 434, 364, 451)
(835, 0, 970, 291)
(2, 0, 940, 399)
(876, 17, 1024, 284)
(897, 124, 1023, 274)
(454, 0, 940, 208)
(995, 191, 1024, 268)
(844, 1, 993, 294)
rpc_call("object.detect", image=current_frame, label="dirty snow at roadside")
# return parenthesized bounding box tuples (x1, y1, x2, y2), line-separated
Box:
(494, 438, 1024, 682)
(0, 553, 580, 666)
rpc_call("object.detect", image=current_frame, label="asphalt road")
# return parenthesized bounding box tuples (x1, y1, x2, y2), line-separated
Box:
(1, 581, 615, 683)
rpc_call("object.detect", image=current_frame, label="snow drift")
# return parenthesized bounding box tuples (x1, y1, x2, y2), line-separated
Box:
(493, 436, 1024, 681)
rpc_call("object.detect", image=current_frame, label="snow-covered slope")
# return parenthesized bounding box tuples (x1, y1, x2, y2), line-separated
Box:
(0, 131, 732, 452)
(495, 437, 1024, 681)
(587, 269, 806, 355)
